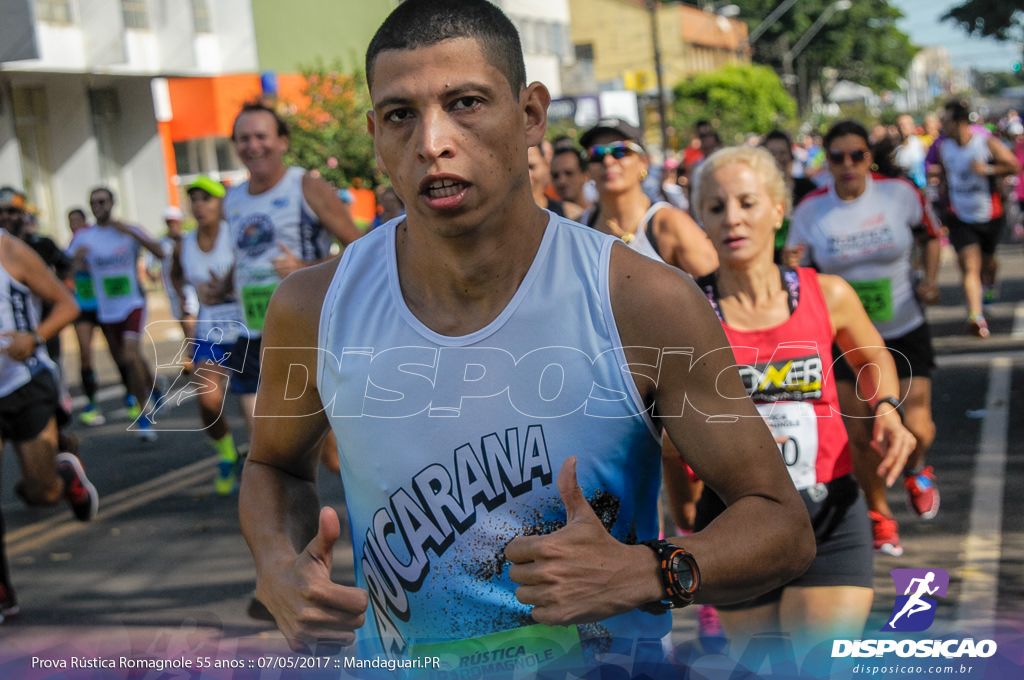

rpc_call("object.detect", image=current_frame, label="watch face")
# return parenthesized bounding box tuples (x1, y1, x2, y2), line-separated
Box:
(670, 552, 697, 592)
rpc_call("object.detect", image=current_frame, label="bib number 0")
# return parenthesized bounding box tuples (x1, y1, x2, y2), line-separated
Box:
(756, 401, 819, 490)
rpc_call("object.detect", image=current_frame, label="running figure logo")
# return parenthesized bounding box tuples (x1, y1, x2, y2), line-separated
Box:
(883, 568, 950, 632)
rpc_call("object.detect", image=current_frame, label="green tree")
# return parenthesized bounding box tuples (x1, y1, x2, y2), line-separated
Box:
(669, 63, 796, 144)
(942, 1, 1023, 41)
(279, 61, 378, 189)
(730, 0, 917, 112)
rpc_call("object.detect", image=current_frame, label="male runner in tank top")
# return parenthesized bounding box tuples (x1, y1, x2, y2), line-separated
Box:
(71, 188, 165, 441)
(221, 101, 362, 435)
(0, 190, 96, 623)
(931, 99, 1020, 337)
(239, 0, 814, 666)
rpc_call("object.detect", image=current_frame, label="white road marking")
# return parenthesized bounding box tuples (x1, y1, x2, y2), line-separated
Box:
(955, 357, 1011, 637)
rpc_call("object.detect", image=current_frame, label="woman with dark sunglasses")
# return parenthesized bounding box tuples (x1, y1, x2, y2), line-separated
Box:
(578, 118, 717, 278)
(784, 120, 942, 560)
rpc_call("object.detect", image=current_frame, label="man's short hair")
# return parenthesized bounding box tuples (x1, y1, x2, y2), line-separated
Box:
(823, 120, 869, 151)
(366, 0, 526, 95)
(90, 186, 115, 203)
(762, 129, 793, 149)
(232, 100, 289, 141)
(552, 146, 586, 172)
(944, 99, 971, 124)
(68, 208, 86, 220)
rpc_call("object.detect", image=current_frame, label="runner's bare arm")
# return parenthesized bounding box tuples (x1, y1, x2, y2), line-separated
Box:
(506, 246, 814, 625)
(985, 135, 1021, 177)
(820, 274, 916, 486)
(617, 247, 814, 603)
(112, 221, 165, 259)
(655, 207, 719, 278)
(239, 258, 368, 652)
(303, 172, 364, 247)
(0, 235, 79, 361)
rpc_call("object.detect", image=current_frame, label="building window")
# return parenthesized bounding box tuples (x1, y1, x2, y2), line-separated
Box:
(191, 0, 212, 33)
(121, 0, 149, 30)
(36, 0, 73, 24)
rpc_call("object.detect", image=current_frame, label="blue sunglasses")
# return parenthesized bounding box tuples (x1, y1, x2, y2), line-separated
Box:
(587, 141, 645, 163)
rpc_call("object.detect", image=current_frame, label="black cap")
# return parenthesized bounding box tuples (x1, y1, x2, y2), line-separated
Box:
(580, 118, 644, 149)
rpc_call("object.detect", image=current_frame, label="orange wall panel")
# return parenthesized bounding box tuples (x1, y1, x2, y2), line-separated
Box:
(168, 74, 313, 143)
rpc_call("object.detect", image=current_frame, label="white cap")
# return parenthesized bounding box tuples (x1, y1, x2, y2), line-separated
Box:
(163, 206, 185, 221)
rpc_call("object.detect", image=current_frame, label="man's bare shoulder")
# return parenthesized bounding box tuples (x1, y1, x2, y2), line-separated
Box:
(265, 258, 342, 343)
(607, 242, 719, 346)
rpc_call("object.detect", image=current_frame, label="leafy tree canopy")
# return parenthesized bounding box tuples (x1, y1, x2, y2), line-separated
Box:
(669, 63, 796, 144)
(730, 0, 917, 97)
(279, 61, 379, 189)
(942, 1, 1024, 42)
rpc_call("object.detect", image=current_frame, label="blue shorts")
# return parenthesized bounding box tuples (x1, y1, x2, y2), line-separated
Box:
(192, 339, 255, 395)
(224, 336, 262, 395)
(192, 338, 232, 366)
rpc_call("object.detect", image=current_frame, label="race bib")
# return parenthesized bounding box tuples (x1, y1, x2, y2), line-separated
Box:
(240, 283, 277, 332)
(76, 273, 96, 302)
(849, 278, 893, 323)
(102, 275, 132, 298)
(410, 623, 583, 678)
(757, 401, 819, 490)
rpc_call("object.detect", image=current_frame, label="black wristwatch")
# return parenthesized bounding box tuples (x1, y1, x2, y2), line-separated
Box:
(31, 331, 45, 348)
(873, 396, 904, 423)
(639, 539, 700, 614)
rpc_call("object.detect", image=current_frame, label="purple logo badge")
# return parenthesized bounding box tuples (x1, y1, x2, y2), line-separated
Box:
(882, 568, 949, 632)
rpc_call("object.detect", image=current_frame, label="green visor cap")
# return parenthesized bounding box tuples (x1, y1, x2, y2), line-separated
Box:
(186, 176, 226, 198)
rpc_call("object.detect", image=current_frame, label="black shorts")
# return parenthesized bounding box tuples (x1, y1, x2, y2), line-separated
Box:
(76, 308, 99, 325)
(832, 322, 936, 382)
(226, 335, 262, 395)
(0, 370, 59, 443)
(695, 474, 872, 610)
(944, 212, 1005, 255)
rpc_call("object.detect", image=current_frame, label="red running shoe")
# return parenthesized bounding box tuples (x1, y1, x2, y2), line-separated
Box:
(869, 511, 903, 557)
(56, 452, 99, 521)
(698, 605, 727, 653)
(904, 466, 940, 520)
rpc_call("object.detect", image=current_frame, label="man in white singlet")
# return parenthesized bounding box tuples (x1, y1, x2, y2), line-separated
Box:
(239, 1, 814, 669)
(931, 99, 1020, 337)
(0, 188, 97, 624)
(72, 187, 166, 441)
(222, 101, 362, 435)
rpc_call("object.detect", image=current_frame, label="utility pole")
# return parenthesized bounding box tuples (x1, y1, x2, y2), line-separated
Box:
(647, 0, 670, 154)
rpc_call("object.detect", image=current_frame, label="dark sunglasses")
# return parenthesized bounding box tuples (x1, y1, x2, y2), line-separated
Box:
(588, 141, 644, 163)
(0, 207, 22, 216)
(827, 149, 867, 165)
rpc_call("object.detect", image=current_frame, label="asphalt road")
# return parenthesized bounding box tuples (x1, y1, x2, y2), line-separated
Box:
(2, 242, 1023, 678)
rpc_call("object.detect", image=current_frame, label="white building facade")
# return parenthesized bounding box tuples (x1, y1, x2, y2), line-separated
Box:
(0, 0, 257, 241)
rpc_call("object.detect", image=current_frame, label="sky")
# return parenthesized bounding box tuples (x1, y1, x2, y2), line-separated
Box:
(890, 0, 1023, 73)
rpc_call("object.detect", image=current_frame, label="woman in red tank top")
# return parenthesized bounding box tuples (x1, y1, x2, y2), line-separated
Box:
(680, 146, 917, 659)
